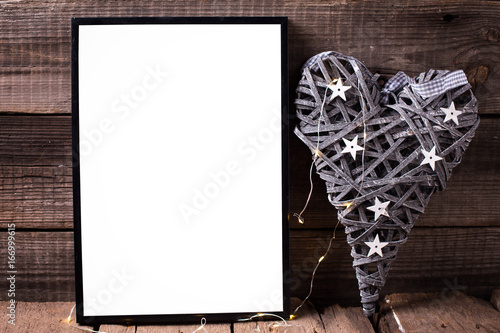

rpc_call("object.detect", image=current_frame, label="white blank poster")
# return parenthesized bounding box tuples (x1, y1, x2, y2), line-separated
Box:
(74, 18, 287, 323)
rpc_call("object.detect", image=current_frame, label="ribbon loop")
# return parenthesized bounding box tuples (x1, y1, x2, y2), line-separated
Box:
(380, 71, 409, 105)
(410, 70, 469, 99)
(381, 69, 469, 104)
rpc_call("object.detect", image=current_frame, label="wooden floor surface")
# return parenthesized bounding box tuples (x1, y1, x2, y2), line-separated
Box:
(1, 293, 499, 333)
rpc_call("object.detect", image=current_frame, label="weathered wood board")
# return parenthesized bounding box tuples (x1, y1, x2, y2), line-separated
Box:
(135, 323, 231, 333)
(2, 296, 499, 332)
(320, 303, 375, 333)
(0, 299, 372, 333)
(378, 292, 500, 333)
(1, 228, 498, 303)
(0, 301, 92, 333)
(0, 0, 499, 115)
(0, 115, 498, 229)
(234, 298, 328, 333)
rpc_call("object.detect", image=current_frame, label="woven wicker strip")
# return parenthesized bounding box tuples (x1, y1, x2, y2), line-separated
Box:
(294, 52, 480, 316)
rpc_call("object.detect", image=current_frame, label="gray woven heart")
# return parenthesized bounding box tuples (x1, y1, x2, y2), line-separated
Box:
(294, 52, 479, 316)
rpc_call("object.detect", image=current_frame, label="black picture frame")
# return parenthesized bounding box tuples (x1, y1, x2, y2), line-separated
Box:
(71, 17, 289, 325)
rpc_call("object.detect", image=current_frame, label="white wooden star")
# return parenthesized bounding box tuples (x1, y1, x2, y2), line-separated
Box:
(420, 145, 443, 171)
(341, 135, 364, 160)
(367, 197, 390, 220)
(327, 78, 351, 101)
(441, 102, 463, 125)
(365, 234, 389, 257)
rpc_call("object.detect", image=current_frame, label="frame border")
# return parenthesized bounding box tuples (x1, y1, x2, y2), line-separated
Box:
(71, 16, 289, 326)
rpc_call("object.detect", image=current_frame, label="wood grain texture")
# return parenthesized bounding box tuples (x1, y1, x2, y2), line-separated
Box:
(0, 299, 350, 333)
(136, 323, 231, 333)
(0, 114, 498, 229)
(291, 227, 500, 306)
(1, 228, 498, 304)
(234, 298, 324, 333)
(0, 115, 72, 229)
(0, 301, 92, 333)
(378, 292, 500, 333)
(319, 304, 375, 333)
(0, 0, 499, 114)
(2, 298, 500, 332)
(0, 231, 75, 302)
(289, 115, 500, 229)
(99, 324, 136, 333)
(491, 289, 500, 311)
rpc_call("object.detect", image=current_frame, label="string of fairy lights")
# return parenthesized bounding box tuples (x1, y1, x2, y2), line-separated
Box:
(65, 304, 107, 333)
(65, 305, 210, 333)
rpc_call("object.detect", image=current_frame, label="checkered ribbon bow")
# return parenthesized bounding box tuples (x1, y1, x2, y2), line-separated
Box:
(381, 69, 469, 104)
(380, 71, 408, 105)
(302, 52, 469, 105)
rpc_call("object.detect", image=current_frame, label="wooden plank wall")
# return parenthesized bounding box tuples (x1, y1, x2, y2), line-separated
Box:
(1, 0, 499, 308)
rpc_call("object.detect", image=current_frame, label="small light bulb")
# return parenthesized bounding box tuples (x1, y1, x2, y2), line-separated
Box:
(66, 316, 72, 324)
(294, 213, 305, 224)
(289, 314, 296, 320)
(346, 202, 353, 208)
(318, 256, 325, 263)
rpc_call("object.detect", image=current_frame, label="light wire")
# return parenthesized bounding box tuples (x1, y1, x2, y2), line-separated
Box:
(294, 80, 330, 224)
(65, 305, 108, 333)
(192, 317, 208, 333)
(292, 68, 368, 318)
(238, 313, 295, 332)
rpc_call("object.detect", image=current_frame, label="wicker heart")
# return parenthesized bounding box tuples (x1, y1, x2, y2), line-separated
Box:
(294, 52, 479, 316)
